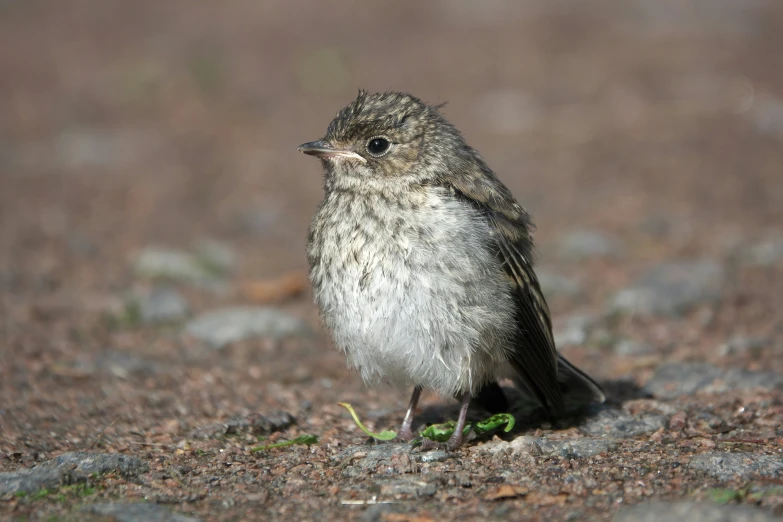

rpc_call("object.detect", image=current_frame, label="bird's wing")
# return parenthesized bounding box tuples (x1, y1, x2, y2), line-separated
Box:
(441, 167, 565, 414)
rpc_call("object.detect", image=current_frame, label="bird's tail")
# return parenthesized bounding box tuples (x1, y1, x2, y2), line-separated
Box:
(556, 354, 605, 408)
(472, 357, 604, 415)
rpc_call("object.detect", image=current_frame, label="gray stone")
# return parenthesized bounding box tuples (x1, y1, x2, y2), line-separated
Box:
(615, 500, 779, 522)
(237, 207, 284, 235)
(507, 435, 537, 454)
(533, 437, 616, 458)
(689, 452, 783, 480)
(229, 411, 295, 435)
(484, 433, 620, 460)
(636, 214, 674, 239)
(553, 314, 598, 348)
(193, 240, 236, 274)
(0, 468, 62, 495)
(613, 339, 655, 356)
(609, 260, 725, 316)
(134, 247, 218, 282)
(45, 451, 148, 478)
(59, 351, 164, 380)
(558, 229, 622, 260)
(478, 435, 538, 458)
(190, 411, 295, 439)
(184, 307, 309, 349)
(740, 238, 783, 267)
(419, 450, 449, 463)
(337, 444, 412, 471)
(645, 363, 783, 399)
(0, 452, 147, 496)
(644, 363, 723, 399)
(359, 504, 410, 522)
(137, 287, 189, 324)
(379, 477, 438, 498)
(81, 503, 203, 522)
(717, 336, 770, 357)
(706, 368, 783, 394)
(579, 407, 666, 439)
(335, 443, 454, 473)
(97, 352, 164, 379)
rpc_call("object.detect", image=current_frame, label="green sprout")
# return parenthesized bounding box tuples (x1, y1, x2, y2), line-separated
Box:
(418, 413, 515, 443)
(339, 402, 515, 444)
(338, 402, 397, 441)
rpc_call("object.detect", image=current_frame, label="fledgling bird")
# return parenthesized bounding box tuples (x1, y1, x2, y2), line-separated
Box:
(299, 90, 605, 450)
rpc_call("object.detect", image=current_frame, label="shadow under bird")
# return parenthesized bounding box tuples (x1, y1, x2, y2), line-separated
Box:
(299, 90, 605, 450)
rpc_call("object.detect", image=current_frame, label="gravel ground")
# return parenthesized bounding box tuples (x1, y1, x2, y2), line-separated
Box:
(1, 1, 782, 520)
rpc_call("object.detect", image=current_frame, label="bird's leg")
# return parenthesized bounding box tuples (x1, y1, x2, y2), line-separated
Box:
(397, 385, 422, 441)
(419, 391, 472, 451)
(445, 391, 471, 450)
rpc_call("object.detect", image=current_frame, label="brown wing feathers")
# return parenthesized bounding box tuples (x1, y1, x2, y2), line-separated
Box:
(444, 170, 566, 414)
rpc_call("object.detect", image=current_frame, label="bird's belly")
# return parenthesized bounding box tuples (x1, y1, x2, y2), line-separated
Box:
(309, 193, 517, 396)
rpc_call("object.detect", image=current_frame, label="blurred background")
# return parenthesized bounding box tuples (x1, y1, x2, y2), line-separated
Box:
(2, 0, 783, 518)
(3, 0, 782, 283)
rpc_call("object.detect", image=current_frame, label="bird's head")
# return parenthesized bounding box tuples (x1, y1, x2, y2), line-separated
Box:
(298, 90, 469, 192)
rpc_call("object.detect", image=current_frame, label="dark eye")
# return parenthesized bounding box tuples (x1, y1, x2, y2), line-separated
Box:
(366, 137, 391, 157)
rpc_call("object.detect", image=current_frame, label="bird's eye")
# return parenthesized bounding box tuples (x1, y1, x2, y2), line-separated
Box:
(366, 137, 391, 157)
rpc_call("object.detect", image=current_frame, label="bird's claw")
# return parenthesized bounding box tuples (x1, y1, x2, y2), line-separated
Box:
(396, 427, 416, 443)
(411, 432, 464, 452)
(417, 437, 447, 451)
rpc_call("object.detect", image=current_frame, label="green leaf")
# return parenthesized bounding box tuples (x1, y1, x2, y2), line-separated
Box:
(706, 488, 746, 504)
(250, 434, 318, 452)
(418, 413, 515, 443)
(474, 413, 515, 435)
(747, 487, 783, 501)
(338, 402, 398, 441)
(419, 421, 459, 442)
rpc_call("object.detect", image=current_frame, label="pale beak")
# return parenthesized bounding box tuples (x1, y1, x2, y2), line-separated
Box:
(297, 140, 366, 163)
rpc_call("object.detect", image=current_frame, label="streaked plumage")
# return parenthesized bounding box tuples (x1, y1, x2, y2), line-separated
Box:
(300, 90, 604, 449)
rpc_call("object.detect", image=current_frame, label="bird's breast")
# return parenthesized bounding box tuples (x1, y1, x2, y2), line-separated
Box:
(306, 187, 517, 395)
(308, 188, 478, 289)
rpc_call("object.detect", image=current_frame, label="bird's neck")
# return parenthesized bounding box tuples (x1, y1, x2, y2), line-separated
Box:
(324, 170, 425, 199)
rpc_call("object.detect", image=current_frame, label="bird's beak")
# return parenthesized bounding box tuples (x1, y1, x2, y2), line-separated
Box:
(297, 140, 366, 163)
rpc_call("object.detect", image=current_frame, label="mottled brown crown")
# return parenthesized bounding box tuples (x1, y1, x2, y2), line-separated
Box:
(325, 90, 445, 144)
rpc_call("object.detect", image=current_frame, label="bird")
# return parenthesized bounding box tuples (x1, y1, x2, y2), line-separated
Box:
(299, 90, 605, 450)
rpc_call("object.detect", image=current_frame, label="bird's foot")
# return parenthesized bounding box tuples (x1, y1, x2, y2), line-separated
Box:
(417, 437, 446, 451)
(416, 430, 465, 452)
(396, 426, 416, 443)
(444, 430, 465, 451)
